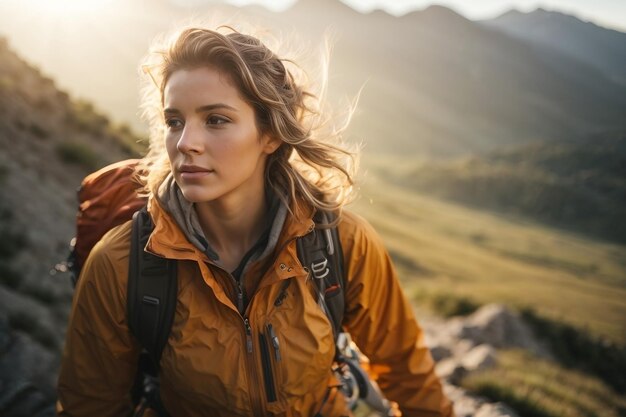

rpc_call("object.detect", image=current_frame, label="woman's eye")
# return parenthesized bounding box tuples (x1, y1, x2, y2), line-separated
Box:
(206, 115, 229, 126)
(165, 118, 183, 129)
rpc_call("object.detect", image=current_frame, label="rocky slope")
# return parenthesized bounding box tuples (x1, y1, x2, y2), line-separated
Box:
(0, 36, 139, 415)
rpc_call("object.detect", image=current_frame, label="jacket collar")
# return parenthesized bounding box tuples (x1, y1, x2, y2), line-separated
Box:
(146, 193, 316, 268)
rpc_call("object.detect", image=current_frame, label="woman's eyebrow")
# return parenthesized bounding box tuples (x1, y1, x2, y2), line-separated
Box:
(163, 103, 237, 114)
(196, 103, 237, 113)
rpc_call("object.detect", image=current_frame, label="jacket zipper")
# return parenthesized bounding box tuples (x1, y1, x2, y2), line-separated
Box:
(243, 317, 265, 416)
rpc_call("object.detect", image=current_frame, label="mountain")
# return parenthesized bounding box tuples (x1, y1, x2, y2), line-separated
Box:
(379, 133, 626, 244)
(482, 8, 626, 86)
(289, 3, 626, 155)
(0, 1, 624, 156)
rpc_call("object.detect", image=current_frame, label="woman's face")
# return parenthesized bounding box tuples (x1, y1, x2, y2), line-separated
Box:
(163, 66, 279, 205)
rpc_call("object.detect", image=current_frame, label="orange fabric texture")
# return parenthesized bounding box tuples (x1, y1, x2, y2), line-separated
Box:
(57, 198, 454, 417)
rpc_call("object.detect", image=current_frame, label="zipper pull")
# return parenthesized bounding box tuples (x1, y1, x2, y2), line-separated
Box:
(244, 318, 253, 353)
(267, 323, 281, 362)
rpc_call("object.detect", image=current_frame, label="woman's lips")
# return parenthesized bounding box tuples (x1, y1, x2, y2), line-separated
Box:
(179, 165, 214, 179)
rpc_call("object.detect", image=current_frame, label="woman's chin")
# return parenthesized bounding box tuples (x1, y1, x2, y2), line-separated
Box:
(179, 188, 217, 204)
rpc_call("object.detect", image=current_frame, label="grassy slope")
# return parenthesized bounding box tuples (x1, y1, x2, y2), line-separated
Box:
(349, 174, 626, 345)
(462, 349, 626, 417)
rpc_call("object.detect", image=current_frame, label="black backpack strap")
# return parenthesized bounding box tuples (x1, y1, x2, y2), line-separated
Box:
(297, 210, 345, 341)
(127, 207, 178, 367)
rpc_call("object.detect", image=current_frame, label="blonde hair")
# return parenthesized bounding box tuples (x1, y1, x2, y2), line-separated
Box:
(139, 24, 358, 217)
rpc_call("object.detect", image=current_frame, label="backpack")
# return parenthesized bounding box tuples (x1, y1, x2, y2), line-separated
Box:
(66, 159, 146, 285)
(68, 159, 395, 416)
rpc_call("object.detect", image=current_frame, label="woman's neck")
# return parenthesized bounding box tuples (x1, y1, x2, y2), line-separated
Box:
(194, 186, 269, 267)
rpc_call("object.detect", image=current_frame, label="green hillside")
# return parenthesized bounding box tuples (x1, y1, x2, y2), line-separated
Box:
(350, 175, 626, 346)
(376, 136, 626, 245)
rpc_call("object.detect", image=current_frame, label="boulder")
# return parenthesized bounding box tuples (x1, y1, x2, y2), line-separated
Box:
(461, 344, 497, 372)
(429, 343, 453, 362)
(436, 358, 467, 385)
(453, 339, 476, 357)
(475, 402, 520, 417)
(455, 304, 551, 358)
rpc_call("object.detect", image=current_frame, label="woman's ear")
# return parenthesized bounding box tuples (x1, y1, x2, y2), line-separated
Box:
(262, 134, 282, 155)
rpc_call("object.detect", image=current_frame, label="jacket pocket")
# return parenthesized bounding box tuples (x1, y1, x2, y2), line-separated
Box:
(259, 323, 282, 403)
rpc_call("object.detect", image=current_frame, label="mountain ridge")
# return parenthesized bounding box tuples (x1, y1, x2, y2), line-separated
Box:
(0, 3, 624, 156)
(482, 7, 626, 86)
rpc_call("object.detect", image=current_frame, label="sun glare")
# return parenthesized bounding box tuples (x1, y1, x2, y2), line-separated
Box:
(22, 0, 117, 18)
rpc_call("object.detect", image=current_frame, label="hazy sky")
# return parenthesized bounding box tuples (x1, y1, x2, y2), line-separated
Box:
(224, 0, 626, 31)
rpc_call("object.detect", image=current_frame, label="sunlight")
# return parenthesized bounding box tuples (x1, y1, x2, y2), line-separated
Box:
(20, 0, 117, 19)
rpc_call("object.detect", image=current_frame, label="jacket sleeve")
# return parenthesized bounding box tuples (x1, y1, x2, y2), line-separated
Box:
(339, 213, 454, 417)
(57, 223, 140, 417)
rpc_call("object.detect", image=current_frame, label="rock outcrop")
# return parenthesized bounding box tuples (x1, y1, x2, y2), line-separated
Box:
(419, 303, 556, 417)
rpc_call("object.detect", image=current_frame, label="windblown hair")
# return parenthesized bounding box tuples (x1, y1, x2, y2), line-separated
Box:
(138, 25, 358, 216)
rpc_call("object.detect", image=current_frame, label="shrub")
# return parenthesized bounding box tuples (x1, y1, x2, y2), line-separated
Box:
(55, 141, 102, 170)
(29, 122, 48, 139)
(466, 381, 554, 417)
(521, 307, 626, 394)
(67, 99, 109, 136)
(462, 349, 626, 417)
(105, 122, 147, 157)
(413, 290, 481, 317)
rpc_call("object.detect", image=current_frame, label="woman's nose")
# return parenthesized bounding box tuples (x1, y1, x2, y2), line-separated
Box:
(176, 123, 204, 154)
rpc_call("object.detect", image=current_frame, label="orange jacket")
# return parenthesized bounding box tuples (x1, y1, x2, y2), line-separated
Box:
(57, 198, 454, 417)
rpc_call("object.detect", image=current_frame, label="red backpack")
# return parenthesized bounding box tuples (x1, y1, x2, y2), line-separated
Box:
(67, 159, 146, 283)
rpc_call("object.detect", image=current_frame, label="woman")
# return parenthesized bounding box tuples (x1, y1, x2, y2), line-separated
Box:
(57, 26, 454, 417)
